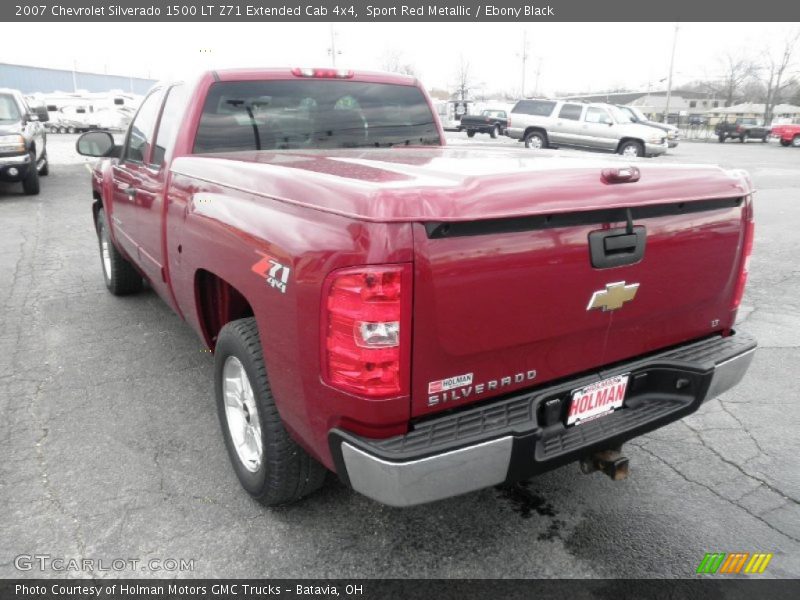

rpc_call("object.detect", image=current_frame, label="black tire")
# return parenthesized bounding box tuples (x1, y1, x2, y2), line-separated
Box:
(22, 153, 40, 195)
(490, 125, 499, 139)
(215, 317, 327, 506)
(793, 136, 800, 148)
(524, 130, 547, 149)
(618, 140, 644, 157)
(466, 130, 476, 138)
(96, 210, 143, 295)
(780, 139, 791, 147)
(718, 134, 726, 143)
(39, 151, 49, 176)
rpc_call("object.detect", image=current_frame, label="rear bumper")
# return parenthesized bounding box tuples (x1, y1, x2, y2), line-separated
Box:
(330, 331, 756, 507)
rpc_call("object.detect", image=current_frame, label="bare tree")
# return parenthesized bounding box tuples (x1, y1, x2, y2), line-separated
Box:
(759, 30, 800, 124)
(380, 49, 418, 77)
(716, 53, 756, 106)
(453, 55, 474, 101)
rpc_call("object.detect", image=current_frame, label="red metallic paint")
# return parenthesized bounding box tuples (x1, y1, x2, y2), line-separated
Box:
(89, 69, 754, 471)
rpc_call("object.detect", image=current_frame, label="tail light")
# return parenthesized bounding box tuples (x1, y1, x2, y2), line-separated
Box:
(731, 196, 755, 310)
(292, 67, 354, 79)
(323, 265, 412, 398)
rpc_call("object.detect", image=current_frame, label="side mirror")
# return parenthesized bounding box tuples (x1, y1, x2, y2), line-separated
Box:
(28, 114, 39, 122)
(76, 131, 118, 158)
(35, 106, 50, 122)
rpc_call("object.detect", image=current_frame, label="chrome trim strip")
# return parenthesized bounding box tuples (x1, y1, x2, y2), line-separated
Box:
(342, 437, 513, 507)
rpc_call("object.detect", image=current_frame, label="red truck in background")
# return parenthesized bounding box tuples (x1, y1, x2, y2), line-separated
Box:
(77, 68, 757, 508)
(771, 123, 800, 147)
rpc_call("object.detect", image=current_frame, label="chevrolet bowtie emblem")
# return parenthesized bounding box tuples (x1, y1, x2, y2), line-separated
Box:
(587, 281, 640, 312)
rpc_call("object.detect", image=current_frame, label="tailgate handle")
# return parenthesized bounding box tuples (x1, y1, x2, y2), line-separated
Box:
(589, 226, 646, 269)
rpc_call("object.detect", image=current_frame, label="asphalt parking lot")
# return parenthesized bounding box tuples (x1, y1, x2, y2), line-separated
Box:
(1, 133, 799, 579)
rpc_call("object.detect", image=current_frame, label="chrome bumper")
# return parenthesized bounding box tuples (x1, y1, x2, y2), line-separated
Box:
(333, 332, 756, 507)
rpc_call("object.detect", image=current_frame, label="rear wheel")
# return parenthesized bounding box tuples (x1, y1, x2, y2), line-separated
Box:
(215, 317, 327, 506)
(466, 130, 475, 138)
(96, 210, 143, 295)
(780, 139, 791, 147)
(524, 131, 547, 149)
(792, 135, 800, 148)
(619, 140, 644, 157)
(39, 151, 49, 176)
(490, 124, 499, 139)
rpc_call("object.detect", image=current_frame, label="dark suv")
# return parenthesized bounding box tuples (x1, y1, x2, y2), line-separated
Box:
(0, 88, 49, 195)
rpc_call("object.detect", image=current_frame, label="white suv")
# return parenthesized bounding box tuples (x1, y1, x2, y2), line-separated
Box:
(506, 99, 668, 157)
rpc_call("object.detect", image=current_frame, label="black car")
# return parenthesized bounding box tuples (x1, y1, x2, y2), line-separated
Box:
(714, 118, 770, 143)
(0, 88, 49, 195)
(459, 109, 509, 138)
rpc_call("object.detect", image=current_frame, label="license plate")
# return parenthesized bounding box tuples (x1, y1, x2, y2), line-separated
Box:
(567, 374, 629, 426)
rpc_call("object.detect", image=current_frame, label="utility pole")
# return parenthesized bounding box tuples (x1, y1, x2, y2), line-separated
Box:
(534, 57, 542, 96)
(663, 23, 679, 124)
(328, 24, 339, 67)
(520, 31, 529, 98)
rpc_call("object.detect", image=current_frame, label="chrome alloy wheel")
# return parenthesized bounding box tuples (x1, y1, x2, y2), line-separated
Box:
(222, 356, 263, 472)
(622, 144, 641, 157)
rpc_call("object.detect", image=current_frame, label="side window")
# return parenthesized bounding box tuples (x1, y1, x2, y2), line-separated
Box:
(152, 84, 187, 167)
(512, 100, 556, 116)
(123, 90, 164, 164)
(585, 107, 612, 125)
(558, 104, 583, 120)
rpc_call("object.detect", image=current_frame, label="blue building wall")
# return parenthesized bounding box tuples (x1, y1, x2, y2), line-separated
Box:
(0, 63, 156, 95)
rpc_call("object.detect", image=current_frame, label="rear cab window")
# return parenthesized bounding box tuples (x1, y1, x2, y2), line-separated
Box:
(511, 100, 556, 117)
(193, 79, 441, 153)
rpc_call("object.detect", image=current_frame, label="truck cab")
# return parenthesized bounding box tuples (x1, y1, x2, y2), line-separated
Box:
(0, 88, 49, 195)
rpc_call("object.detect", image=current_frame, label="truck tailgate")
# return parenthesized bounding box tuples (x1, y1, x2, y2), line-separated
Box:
(411, 194, 749, 418)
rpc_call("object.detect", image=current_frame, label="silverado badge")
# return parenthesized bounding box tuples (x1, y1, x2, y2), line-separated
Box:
(587, 281, 640, 312)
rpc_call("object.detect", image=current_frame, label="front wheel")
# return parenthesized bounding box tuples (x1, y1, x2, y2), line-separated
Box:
(618, 140, 644, 157)
(96, 210, 143, 295)
(524, 131, 547, 149)
(466, 130, 475, 138)
(490, 125, 499, 139)
(22, 153, 40, 195)
(780, 139, 791, 147)
(792, 136, 800, 148)
(215, 317, 327, 506)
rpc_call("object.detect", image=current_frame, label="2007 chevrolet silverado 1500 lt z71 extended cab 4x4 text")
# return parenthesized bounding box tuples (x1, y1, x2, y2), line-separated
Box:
(77, 68, 757, 508)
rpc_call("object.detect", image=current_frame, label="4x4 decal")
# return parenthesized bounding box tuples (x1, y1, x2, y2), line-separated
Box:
(251, 252, 290, 294)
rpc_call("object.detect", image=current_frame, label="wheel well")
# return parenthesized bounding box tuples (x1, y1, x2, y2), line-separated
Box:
(616, 137, 644, 152)
(523, 127, 548, 141)
(195, 270, 254, 350)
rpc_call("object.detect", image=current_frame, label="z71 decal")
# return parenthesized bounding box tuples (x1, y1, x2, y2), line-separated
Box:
(251, 252, 291, 294)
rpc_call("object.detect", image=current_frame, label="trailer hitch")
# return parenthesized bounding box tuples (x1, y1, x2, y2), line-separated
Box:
(580, 448, 630, 481)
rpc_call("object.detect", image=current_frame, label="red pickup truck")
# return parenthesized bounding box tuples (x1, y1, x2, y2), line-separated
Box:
(771, 123, 800, 147)
(76, 68, 757, 508)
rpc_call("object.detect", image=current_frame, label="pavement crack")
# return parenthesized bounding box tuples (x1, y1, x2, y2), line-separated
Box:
(630, 441, 800, 544)
(716, 399, 773, 459)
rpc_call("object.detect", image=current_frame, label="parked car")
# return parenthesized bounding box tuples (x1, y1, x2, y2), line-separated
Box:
(76, 68, 756, 508)
(506, 99, 668, 157)
(615, 105, 680, 148)
(688, 115, 709, 126)
(459, 109, 508, 138)
(770, 123, 800, 147)
(0, 88, 49, 195)
(715, 118, 770, 143)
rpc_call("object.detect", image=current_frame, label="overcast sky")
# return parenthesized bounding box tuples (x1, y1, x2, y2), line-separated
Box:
(3, 22, 797, 95)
